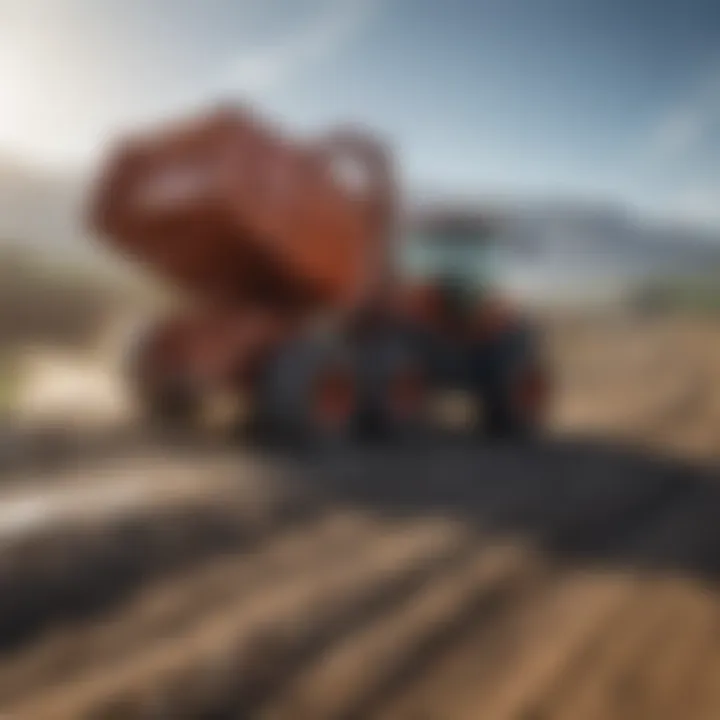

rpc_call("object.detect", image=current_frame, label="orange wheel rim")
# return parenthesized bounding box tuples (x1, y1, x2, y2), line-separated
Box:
(312, 369, 356, 428)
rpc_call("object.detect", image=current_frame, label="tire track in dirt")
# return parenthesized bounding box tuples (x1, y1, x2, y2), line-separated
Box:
(259, 542, 539, 720)
(0, 465, 314, 655)
(8, 518, 468, 719)
(0, 511, 377, 706)
(538, 583, 696, 720)
(3, 446, 702, 719)
(495, 483, 720, 720)
(367, 495, 688, 719)
(361, 456, 705, 719)
(1, 316, 720, 718)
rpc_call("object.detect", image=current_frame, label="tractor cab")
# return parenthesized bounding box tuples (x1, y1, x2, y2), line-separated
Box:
(394, 209, 548, 436)
(398, 211, 502, 331)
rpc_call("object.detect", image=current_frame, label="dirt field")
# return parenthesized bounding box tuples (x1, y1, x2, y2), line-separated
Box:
(1, 312, 720, 719)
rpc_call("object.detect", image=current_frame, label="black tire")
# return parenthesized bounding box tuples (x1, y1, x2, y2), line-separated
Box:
(258, 333, 358, 449)
(480, 324, 549, 441)
(358, 335, 431, 442)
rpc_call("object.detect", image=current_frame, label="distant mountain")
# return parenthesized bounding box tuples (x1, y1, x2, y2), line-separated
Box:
(2, 158, 720, 303)
(503, 201, 720, 274)
(408, 196, 720, 301)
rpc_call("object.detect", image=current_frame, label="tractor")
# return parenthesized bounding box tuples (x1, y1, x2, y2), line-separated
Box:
(90, 104, 549, 444)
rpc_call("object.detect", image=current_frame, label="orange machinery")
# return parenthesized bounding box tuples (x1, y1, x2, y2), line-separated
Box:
(91, 104, 548, 442)
(93, 105, 394, 312)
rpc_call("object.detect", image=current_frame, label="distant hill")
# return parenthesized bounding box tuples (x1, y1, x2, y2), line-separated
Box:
(1, 157, 720, 303)
(408, 196, 720, 301)
(499, 201, 720, 301)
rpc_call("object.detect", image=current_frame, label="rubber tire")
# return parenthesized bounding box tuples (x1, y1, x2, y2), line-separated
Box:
(358, 335, 431, 442)
(481, 324, 547, 441)
(258, 334, 358, 449)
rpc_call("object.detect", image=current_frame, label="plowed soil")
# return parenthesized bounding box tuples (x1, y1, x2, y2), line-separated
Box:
(1, 313, 720, 720)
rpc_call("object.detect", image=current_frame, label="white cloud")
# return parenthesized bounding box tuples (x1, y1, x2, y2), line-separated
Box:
(635, 61, 720, 228)
(662, 186, 720, 228)
(645, 62, 720, 163)
(215, 0, 381, 96)
(647, 109, 707, 161)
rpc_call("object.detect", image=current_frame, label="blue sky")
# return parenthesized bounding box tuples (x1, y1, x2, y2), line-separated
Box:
(1, 0, 720, 224)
